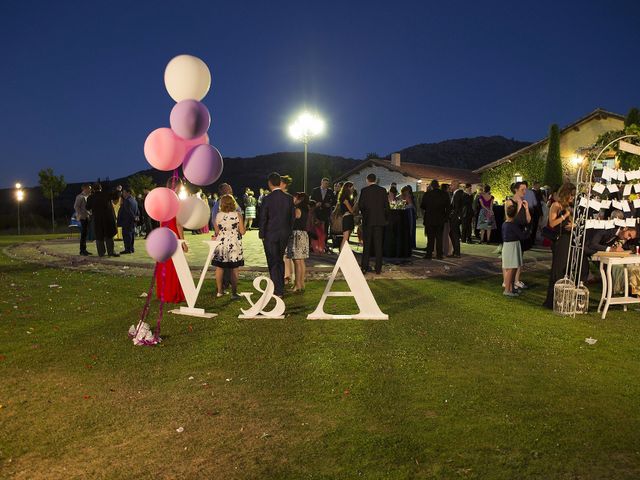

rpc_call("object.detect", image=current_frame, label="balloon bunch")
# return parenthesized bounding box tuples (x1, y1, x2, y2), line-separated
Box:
(144, 55, 224, 262)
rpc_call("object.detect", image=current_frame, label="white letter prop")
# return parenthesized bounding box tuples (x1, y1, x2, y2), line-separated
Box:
(169, 240, 219, 318)
(307, 246, 388, 320)
(238, 276, 286, 319)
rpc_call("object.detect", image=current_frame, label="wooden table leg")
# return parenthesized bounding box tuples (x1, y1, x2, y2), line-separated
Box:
(602, 263, 613, 319)
(597, 260, 606, 313)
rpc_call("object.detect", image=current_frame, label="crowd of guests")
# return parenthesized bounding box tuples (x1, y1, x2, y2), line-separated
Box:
(75, 172, 640, 309)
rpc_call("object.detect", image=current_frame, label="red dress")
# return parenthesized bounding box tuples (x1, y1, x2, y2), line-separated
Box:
(155, 218, 185, 303)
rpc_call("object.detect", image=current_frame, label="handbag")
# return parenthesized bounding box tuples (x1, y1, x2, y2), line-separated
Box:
(330, 207, 343, 233)
(541, 225, 560, 242)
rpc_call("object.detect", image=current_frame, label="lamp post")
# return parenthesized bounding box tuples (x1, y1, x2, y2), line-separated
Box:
(288, 111, 325, 193)
(15, 183, 24, 235)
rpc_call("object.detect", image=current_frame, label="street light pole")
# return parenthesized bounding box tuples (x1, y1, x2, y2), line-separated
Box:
(288, 111, 325, 193)
(15, 183, 24, 235)
(17, 198, 21, 235)
(303, 135, 308, 194)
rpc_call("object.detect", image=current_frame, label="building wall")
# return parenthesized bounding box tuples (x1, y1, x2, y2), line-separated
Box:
(343, 165, 419, 192)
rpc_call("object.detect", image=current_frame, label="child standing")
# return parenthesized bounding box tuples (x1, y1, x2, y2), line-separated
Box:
(212, 194, 246, 298)
(501, 203, 529, 297)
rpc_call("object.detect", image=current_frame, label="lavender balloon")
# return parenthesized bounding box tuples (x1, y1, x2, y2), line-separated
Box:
(170, 100, 211, 140)
(182, 144, 224, 186)
(145, 227, 178, 263)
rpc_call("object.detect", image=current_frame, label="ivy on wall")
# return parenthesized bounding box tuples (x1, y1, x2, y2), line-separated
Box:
(480, 149, 546, 202)
(588, 125, 640, 170)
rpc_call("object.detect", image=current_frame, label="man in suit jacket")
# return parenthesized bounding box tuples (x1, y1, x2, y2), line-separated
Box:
(117, 187, 139, 254)
(585, 226, 637, 257)
(449, 180, 464, 257)
(74, 184, 92, 256)
(460, 184, 474, 244)
(86, 183, 120, 257)
(357, 173, 389, 274)
(259, 172, 295, 297)
(420, 179, 450, 259)
(310, 177, 336, 250)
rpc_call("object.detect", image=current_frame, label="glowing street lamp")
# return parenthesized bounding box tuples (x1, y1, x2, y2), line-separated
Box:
(15, 183, 24, 235)
(288, 111, 325, 193)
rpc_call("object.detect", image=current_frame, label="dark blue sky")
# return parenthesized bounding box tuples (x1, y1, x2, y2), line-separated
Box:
(1, 0, 638, 187)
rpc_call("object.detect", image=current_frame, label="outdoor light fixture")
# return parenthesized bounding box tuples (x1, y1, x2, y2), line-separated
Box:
(288, 111, 325, 193)
(15, 183, 24, 235)
(571, 155, 584, 166)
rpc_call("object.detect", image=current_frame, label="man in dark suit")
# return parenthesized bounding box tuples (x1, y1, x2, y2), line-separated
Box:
(585, 226, 637, 257)
(356, 173, 389, 274)
(448, 180, 464, 257)
(259, 172, 295, 297)
(86, 183, 120, 257)
(420, 179, 450, 259)
(460, 184, 474, 243)
(117, 187, 139, 254)
(310, 177, 336, 250)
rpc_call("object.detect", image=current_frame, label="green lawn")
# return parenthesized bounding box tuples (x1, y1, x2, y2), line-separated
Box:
(1, 235, 639, 479)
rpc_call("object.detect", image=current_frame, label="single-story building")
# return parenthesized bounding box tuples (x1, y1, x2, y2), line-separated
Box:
(473, 108, 625, 200)
(336, 153, 481, 193)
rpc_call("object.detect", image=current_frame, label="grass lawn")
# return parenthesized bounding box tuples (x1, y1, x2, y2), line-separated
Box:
(1, 235, 639, 479)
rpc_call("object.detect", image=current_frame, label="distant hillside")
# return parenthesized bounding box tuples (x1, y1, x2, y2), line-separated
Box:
(388, 136, 531, 170)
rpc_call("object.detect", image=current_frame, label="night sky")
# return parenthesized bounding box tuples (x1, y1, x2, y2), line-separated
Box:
(1, 0, 638, 188)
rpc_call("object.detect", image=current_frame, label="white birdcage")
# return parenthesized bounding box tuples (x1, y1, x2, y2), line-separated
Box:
(554, 277, 577, 316)
(575, 282, 589, 314)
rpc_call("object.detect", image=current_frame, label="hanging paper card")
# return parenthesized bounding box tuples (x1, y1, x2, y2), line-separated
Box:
(634, 199, 640, 208)
(619, 140, 640, 155)
(626, 218, 637, 227)
(592, 183, 606, 194)
(601, 167, 612, 181)
(585, 219, 596, 229)
(579, 197, 589, 208)
(600, 200, 612, 209)
(618, 170, 627, 182)
(596, 220, 607, 229)
(614, 219, 626, 227)
(611, 200, 623, 210)
(605, 220, 615, 229)
(589, 199, 601, 210)
(635, 184, 640, 193)
(607, 184, 619, 193)
(623, 184, 633, 196)
(622, 200, 631, 212)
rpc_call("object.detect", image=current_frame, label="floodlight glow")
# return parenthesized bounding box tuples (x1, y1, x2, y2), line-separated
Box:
(288, 111, 325, 140)
(15, 182, 21, 189)
(16, 190, 24, 202)
(571, 155, 583, 166)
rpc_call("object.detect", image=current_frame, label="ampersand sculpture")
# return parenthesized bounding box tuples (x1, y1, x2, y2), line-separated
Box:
(238, 276, 286, 319)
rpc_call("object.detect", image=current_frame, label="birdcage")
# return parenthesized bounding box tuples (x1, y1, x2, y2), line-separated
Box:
(554, 277, 577, 316)
(575, 282, 589, 314)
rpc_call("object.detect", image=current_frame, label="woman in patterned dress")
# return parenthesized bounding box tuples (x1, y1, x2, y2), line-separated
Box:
(212, 194, 246, 298)
(286, 192, 310, 292)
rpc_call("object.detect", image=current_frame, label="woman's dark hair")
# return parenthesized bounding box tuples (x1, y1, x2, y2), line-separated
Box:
(294, 192, 309, 208)
(506, 203, 518, 219)
(556, 182, 576, 208)
(389, 185, 398, 195)
(484, 185, 491, 193)
(338, 182, 354, 203)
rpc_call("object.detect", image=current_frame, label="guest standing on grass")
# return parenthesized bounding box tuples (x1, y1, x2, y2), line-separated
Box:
(74, 184, 92, 256)
(401, 185, 417, 250)
(286, 192, 310, 292)
(156, 179, 188, 304)
(337, 182, 356, 251)
(502, 203, 530, 297)
(259, 172, 295, 298)
(542, 182, 575, 309)
(461, 184, 474, 243)
(420, 179, 450, 260)
(311, 178, 336, 252)
(477, 185, 496, 243)
(504, 181, 531, 290)
(243, 189, 257, 230)
(212, 194, 245, 299)
(358, 173, 389, 274)
(86, 183, 119, 258)
(448, 180, 464, 258)
(117, 187, 139, 254)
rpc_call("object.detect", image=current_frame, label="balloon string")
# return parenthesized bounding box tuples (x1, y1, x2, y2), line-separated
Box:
(134, 263, 158, 338)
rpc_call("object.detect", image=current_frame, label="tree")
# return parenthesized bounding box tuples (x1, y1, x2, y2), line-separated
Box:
(625, 107, 640, 127)
(38, 168, 66, 232)
(543, 124, 563, 189)
(127, 174, 156, 196)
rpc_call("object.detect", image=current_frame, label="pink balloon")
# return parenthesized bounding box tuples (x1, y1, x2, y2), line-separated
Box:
(143, 128, 185, 171)
(144, 187, 180, 222)
(144, 129, 208, 172)
(146, 227, 178, 263)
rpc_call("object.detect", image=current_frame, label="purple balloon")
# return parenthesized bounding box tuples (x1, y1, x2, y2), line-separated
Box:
(170, 100, 211, 140)
(182, 144, 224, 186)
(145, 227, 178, 263)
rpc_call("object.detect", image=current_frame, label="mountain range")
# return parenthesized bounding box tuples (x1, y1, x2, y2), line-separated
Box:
(0, 135, 530, 230)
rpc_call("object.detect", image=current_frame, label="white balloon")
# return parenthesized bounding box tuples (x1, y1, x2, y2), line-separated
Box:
(164, 55, 211, 102)
(177, 196, 211, 230)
